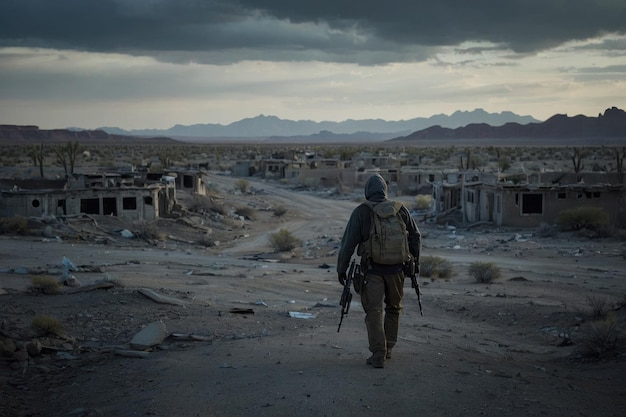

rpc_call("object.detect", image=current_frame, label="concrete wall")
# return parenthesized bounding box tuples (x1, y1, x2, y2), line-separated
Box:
(1, 187, 164, 220)
(497, 187, 624, 227)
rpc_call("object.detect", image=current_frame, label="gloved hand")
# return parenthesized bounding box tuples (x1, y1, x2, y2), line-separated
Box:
(338, 272, 347, 286)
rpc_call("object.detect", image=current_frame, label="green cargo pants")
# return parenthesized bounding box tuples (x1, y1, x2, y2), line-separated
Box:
(360, 270, 404, 357)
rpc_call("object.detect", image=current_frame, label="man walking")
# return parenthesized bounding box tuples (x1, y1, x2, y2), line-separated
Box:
(337, 174, 421, 368)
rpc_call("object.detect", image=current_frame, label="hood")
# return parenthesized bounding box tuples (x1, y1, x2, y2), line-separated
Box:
(364, 174, 387, 202)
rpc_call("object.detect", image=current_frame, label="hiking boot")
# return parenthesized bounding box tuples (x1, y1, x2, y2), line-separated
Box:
(366, 354, 385, 368)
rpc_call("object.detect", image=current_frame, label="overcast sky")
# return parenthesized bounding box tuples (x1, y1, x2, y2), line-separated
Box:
(1, 0, 625, 130)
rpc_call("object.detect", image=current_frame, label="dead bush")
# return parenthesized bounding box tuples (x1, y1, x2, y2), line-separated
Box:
(415, 194, 432, 210)
(469, 261, 501, 283)
(556, 207, 610, 232)
(586, 295, 613, 319)
(30, 276, 62, 295)
(187, 195, 226, 215)
(134, 221, 166, 241)
(535, 222, 558, 238)
(419, 255, 453, 279)
(269, 228, 301, 252)
(234, 179, 250, 193)
(199, 232, 217, 247)
(234, 205, 256, 220)
(273, 204, 288, 218)
(31, 315, 64, 337)
(578, 312, 620, 358)
(0, 216, 28, 235)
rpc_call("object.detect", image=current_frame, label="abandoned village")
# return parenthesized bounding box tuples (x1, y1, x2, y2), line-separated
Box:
(1, 141, 624, 231)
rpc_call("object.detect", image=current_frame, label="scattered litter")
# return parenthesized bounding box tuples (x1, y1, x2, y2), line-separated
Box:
(138, 288, 186, 306)
(61, 256, 78, 281)
(169, 333, 212, 342)
(115, 349, 150, 359)
(230, 308, 254, 314)
(120, 229, 134, 238)
(288, 312, 316, 319)
(62, 256, 77, 271)
(312, 302, 336, 308)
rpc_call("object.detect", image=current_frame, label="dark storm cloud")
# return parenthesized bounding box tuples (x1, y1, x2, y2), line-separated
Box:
(239, 0, 626, 50)
(1, 0, 624, 64)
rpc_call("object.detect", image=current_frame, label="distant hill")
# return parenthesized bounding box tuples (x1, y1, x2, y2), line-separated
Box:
(391, 107, 626, 142)
(98, 109, 540, 138)
(0, 125, 178, 145)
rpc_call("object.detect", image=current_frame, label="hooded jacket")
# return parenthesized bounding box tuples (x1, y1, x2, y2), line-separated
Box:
(336, 174, 421, 275)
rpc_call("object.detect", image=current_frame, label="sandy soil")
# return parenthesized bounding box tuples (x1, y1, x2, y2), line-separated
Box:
(1, 173, 625, 417)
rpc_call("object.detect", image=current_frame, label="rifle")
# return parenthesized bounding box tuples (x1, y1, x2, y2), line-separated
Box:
(337, 260, 355, 332)
(405, 259, 424, 316)
(409, 272, 424, 316)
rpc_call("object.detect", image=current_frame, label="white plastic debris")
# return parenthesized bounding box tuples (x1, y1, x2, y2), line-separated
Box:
(288, 312, 317, 319)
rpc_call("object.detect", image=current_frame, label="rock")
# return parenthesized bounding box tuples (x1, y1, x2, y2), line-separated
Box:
(129, 321, 168, 351)
(0, 336, 16, 356)
(13, 350, 29, 362)
(42, 225, 56, 238)
(63, 275, 81, 287)
(25, 340, 43, 356)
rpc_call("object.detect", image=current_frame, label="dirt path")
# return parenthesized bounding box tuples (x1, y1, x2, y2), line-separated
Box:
(1, 177, 625, 417)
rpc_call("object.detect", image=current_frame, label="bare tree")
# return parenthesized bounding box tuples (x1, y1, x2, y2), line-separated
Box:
(54, 141, 82, 178)
(459, 148, 472, 170)
(615, 147, 625, 184)
(53, 145, 69, 178)
(27, 142, 45, 177)
(571, 147, 586, 174)
(66, 141, 82, 175)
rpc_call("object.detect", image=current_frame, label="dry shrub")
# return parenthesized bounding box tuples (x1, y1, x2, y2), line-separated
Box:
(0, 216, 28, 235)
(199, 232, 216, 247)
(30, 276, 62, 295)
(100, 273, 123, 287)
(586, 295, 613, 319)
(188, 195, 226, 215)
(578, 312, 620, 358)
(415, 194, 432, 210)
(556, 207, 610, 232)
(469, 261, 501, 283)
(273, 204, 288, 218)
(134, 221, 166, 241)
(234, 205, 256, 220)
(535, 222, 558, 238)
(269, 228, 301, 252)
(419, 255, 453, 279)
(234, 179, 250, 193)
(31, 315, 63, 336)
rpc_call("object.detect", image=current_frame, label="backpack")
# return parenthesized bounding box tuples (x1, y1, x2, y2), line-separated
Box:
(359, 200, 411, 265)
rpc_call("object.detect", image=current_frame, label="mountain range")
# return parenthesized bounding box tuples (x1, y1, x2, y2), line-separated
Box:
(2, 107, 624, 145)
(98, 108, 540, 139)
(393, 106, 626, 142)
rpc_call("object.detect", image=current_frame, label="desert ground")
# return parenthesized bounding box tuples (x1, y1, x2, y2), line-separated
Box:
(1, 172, 625, 417)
